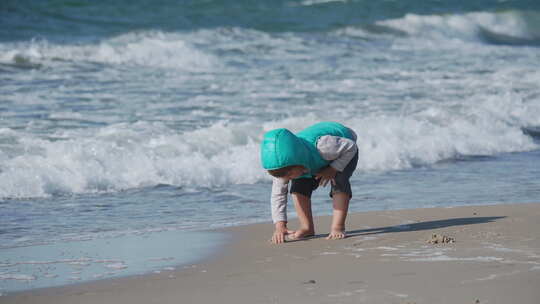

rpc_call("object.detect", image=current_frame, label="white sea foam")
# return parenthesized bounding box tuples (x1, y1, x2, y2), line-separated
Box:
(328, 291, 354, 297)
(300, 0, 347, 6)
(385, 290, 409, 298)
(0, 274, 36, 281)
(2, 258, 92, 266)
(400, 248, 450, 258)
(1, 88, 538, 199)
(461, 270, 522, 284)
(105, 263, 127, 270)
(409, 255, 504, 262)
(0, 20, 539, 200)
(362, 90, 538, 169)
(0, 121, 266, 198)
(375, 246, 399, 251)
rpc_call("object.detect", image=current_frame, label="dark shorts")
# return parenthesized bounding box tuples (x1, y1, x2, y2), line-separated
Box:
(290, 151, 359, 198)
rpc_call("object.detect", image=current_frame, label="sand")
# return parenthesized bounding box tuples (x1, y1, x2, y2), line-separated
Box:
(4, 203, 540, 304)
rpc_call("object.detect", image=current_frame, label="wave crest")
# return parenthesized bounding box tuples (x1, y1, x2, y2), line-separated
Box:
(0, 31, 220, 70)
(375, 10, 540, 46)
(1, 92, 539, 199)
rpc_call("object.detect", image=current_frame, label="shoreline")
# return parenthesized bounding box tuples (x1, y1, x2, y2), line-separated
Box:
(0, 229, 231, 294)
(3, 202, 540, 303)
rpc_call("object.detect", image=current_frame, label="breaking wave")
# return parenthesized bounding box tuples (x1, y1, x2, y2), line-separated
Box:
(0, 31, 219, 71)
(1, 93, 538, 199)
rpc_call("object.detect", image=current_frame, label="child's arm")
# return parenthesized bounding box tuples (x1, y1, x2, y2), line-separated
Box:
(271, 177, 288, 222)
(315, 135, 358, 186)
(317, 135, 358, 172)
(271, 178, 293, 243)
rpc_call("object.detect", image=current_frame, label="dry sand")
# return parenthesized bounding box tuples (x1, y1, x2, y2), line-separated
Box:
(4, 203, 540, 304)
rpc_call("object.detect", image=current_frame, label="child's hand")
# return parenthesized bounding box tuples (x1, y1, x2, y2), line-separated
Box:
(271, 222, 295, 244)
(315, 166, 337, 187)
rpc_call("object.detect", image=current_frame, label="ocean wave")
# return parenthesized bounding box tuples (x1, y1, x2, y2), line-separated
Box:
(1, 93, 539, 199)
(374, 10, 540, 47)
(2, 10, 538, 73)
(3, 0, 538, 40)
(0, 121, 268, 199)
(298, 0, 347, 6)
(0, 31, 219, 70)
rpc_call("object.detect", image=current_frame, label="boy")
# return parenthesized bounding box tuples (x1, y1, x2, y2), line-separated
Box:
(260, 121, 358, 244)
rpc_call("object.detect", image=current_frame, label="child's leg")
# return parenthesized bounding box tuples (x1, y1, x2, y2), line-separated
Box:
(327, 192, 349, 239)
(327, 151, 358, 240)
(292, 193, 315, 238)
(289, 177, 318, 239)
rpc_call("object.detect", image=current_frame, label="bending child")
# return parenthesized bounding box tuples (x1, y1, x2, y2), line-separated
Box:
(260, 121, 358, 244)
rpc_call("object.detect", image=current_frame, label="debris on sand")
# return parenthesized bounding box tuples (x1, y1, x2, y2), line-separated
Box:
(426, 234, 455, 244)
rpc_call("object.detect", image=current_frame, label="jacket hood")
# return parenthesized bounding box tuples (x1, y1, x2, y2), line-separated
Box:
(260, 128, 312, 171)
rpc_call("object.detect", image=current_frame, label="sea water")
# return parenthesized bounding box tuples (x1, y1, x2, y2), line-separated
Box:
(1, 0, 540, 293)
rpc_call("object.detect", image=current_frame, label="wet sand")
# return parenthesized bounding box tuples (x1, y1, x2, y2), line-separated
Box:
(4, 203, 540, 304)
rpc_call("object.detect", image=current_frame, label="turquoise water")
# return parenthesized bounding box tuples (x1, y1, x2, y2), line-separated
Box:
(1, 0, 540, 293)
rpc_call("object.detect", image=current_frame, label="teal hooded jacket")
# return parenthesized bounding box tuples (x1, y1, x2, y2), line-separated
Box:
(260, 122, 354, 178)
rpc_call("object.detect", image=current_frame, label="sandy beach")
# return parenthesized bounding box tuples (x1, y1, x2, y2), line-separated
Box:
(4, 202, 540, 304)
(3, 1, 540, 303)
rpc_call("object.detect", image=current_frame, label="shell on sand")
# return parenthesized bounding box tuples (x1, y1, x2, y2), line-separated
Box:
(426, 234, 455, 244)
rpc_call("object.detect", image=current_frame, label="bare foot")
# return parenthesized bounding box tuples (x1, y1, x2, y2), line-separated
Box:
(326, 229, 346, 240)
(289, 229, 315, 240)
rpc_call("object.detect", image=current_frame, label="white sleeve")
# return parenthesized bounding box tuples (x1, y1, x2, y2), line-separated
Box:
(271, 177, 289, 223)
(316, 134, 358, 172)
